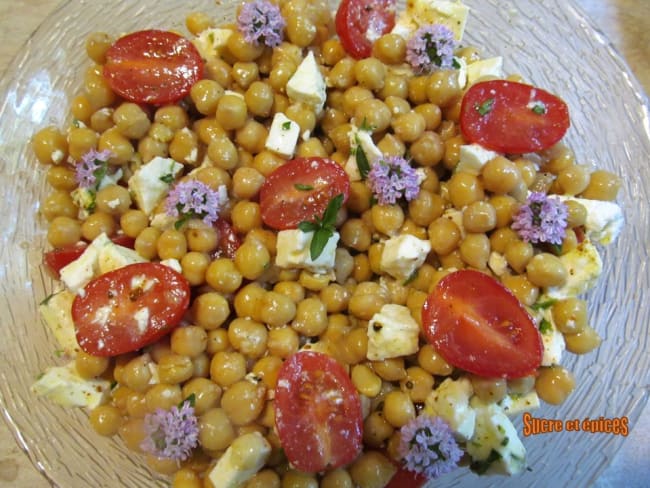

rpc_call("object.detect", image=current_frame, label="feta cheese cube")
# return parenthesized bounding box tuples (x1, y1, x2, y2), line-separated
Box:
(38, 290, 80, 357)
(456, 143, 500, 175)
(31, 361, 111, 409)
(128, 156, 183, 215)
(488, 251, 508, 276)
(499, 391, 540, 416)
(466, 57, 504, 85)
(367, 304, 420, 360)
(191, 28, 233, 60)
(97, 239, 146, 275)
(344, 127, 383, 181)
(411, 0, 470, 41)
(286, 51, 327, 114)
(558, 196, 624, 245)
(275, 229, 339, 274)
(208, 432, 271, 488)
(467, 398, 527, 475)
(540, 313, 566, 366)
(265, 113, 301, 158)
(380, 234, 431, 281)
(424, 378, 476, 441)
(545, 241, 603, 299)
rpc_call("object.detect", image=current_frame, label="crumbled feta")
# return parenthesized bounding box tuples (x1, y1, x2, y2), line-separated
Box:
(160, 258, 182, 273)
(134, 307, 150, 335)
(286, 51, 327, 114)
(380, 234, 431, 281)
(367, 304, 420, 360)
(558, 196, 624, 245)
(208, 432, 271, 488)
(396, 0, 470, 41)
(128, 156, 183, 215)
(275, 229, 339, 274)
(191, 27, 233, 60)
(344, 126, 383, 182)
(456, 143, 500, 175)
(31, 361, 111, 409)
(488, 251, 508, 276)
(466, 56, 504, 85)
(424, 378, 476, 441)
(97, 238, 146, 275)
(545, 240, 603, 299)
(467, 398, 527, 475)
(500, 392, 540, 416)
(265, 113, 300, 158)
(38, 290, 80, 357)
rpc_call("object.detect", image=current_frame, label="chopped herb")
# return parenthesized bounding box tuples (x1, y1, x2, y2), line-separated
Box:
(159, 173, 174, 184)
(531, 101, 547, 115)
(550, 243, 563, 255)
(501, 436, 510, 446)
(452, 57, 461, 69)
(531, 299, 557, 311)
(54, 349, 64, 358)
(298, 194, 344, 261)
(39, 292, 58, 306)
(282, 121, 292, 130)
(359, 118, 375, 132)
(470, 449, 502, 475)
(294, 183, 314, 191)
(72, 118, 81, 128)
(354, 135, 370, 179)
(476, 98, 495, 116)
(110, 381, 118, 390)
(539, 318, 552, 334)
(180, 393, 196, 408)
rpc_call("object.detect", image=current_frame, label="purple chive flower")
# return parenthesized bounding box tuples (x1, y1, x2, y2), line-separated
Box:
(141, 400, 198, 461)
(398, 415, 463, 480)
(74, 149, 113, 189)
(406, 24, 458, 74)
(165, 179, 224, 228)
(511, 192, 568, 245)
(237, 0, 285, 48)
(367, 155, 420, 205)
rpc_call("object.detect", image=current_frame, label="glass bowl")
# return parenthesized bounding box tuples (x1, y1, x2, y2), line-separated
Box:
(0, 0, 648, 486)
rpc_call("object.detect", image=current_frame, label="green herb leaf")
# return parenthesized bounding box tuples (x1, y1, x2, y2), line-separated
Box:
(180, 393, 196, 408)
(501, 436, 510, 446)
(359, 118, 375, 132)
(294, 183, 314, 191)
(72, 118, 81, 128)
(174, 214, 192, 230)
(470, 449, 502, 475)
(476, 98, 495, 116)
(159, 173, 174, 184)
(92, 160, 108, 189)
(110, 380, 118, 390)
(538, 318, 552, 334)
(354, 136, 371, 180)
(282, 121, 292, 130)
(321, 193, 344, 228)
(54, 349, 64, 358)
(39, 292, 58, 306)
(531, 299, 557, 311)
(531, 102, 547, 115)
(298, 221, 319, 233)
(452, 57, 461, 69)
(309, 227, 333, 261)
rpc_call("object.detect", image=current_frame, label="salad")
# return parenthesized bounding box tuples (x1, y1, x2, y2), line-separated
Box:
(28, 0, 625, 486)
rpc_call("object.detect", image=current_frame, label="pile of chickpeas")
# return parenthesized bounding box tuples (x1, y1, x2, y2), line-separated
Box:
(31, 0, 622, 486)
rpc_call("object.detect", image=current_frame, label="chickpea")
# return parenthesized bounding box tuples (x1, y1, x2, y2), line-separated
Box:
(535, 366, 576, 405)
(526, 253, 568, 287)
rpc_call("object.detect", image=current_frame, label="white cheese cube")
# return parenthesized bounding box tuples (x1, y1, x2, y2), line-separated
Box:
(558, 196, 624, 245)
(456, 143, 500, 175)
(488, 251, 508, 276)
(275, 229, 339, 274)
(59, 234, 110, 295)
(499, 392, 540, 417)
(97, 239, 146, 275)
(367, 304, 420, 361)
(466, 57, 504, 85)
(442, 207, 465, 238)
(545, 241, 603, 299)
(540, 312, 566, 366)
(31, 361, 111, 409)
(160, 258, 182, 273)
(455, 56, 468, 89)
(286, 51, 326, 114)
(265, 113, 301, 158)
(380, 234, 431, 281)
(467, 398, 527, 475)
(39, 290, 80, 357)
(192, 28, 233, 60)
(344, 126, 383, 181)
(208, 432, 271, 488)
(424, 378, 476, 441)
(412, 0, 470, 41)
(128, 156, 183, 215)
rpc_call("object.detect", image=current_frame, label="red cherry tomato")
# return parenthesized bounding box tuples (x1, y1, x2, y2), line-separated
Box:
(422, 269, 543, 379)
(43, 234, 135, 278)
(460, 80, 570, 154)
(259, 157, 350, 230)
(274, 351, 363, 472)
(103, 30, 203, 105)
(385, 465, 427, 488)
(335, 0, 396, 59)
(72, 262, 190, 357)
(213, 219, 241, 259)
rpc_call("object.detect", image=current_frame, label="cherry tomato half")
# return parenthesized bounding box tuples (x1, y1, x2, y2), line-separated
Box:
(259, 157, 350, 230)
(460, 80, 570, 154)
(103, 30, 203, 105)
(274, 351, 363, 473)
(72, 262, 190, 357)
(43, 234, 135, 278)
(213, 219, 241, 259)
(385, 464, 427, 488)
(422, 269, 543, 379)
(335, 0, 396, 59)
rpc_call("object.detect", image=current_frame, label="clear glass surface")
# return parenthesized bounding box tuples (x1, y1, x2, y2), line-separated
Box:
(0, 0, 648, 486)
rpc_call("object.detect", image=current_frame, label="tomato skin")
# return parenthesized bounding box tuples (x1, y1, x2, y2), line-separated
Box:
(460, 80, 570, 154)
(274, 351, 363, 473)
(259, 157, 350, 230)
(213, 219, 241, 259)
(72, 262, 190, 357)
(335, 0, 396, 59)
(103, 30, 203, 105)
(385, 465, 427, 488)
(43, 234, 135, 278)
(422, 269, 543, 379)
